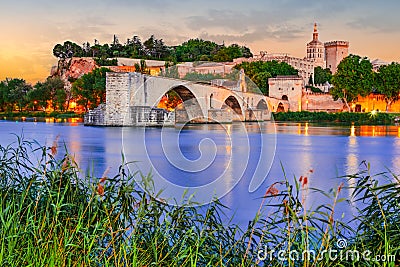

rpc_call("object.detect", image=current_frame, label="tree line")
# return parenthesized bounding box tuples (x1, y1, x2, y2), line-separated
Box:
(53, 36, 253, 64)
(0, 77, 69, 112)
(0, 68, 110, 113)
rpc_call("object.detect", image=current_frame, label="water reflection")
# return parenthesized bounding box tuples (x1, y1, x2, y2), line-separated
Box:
(0, 117, 83, 124)
(346, 135, 359, 175)
(275, 123, 400, 137)
(392, 138, 400, 179)
(1, 120, 400, 227)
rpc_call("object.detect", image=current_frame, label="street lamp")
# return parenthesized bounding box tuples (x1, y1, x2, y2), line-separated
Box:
(373, 97, 376, 111)
(306, 99, 309, 111)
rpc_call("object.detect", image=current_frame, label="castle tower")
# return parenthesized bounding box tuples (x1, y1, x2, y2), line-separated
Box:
(306, 23, 325, 68)
(324, 41, 349, 74)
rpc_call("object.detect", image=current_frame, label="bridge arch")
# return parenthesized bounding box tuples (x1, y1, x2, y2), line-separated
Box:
(156, 84, 204, 121)
(277, 102, 285, 112)
(256, 99, 269, 110)
(222, 95, 243, 115)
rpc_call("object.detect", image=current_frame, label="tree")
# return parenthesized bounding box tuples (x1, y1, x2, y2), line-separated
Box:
(234, 60, 298, 95)
(160, 64, 179, 79)
(375, 62, 400, 112)
(212, 44, 253, 62)
(174, 39, 219, 62)
(125, 36, 145, 58)
(27, 82, 48, 111)
(0, 78, 32, 112)
(53, 41, 84, 59)
(308, 75, 314, 86)
(72, 68, 111, 111)
(45, 77, 66, 111)
(0, 81, 6, 111)
(314, 66, 332, 85)
(51, 36, 253, 64)
(27, 77, 65, 111)
(331, 55, 374, 111)
(134, 60, 150, 74)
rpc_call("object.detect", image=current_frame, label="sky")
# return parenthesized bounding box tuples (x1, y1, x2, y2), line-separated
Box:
(1, 0, 400, 84)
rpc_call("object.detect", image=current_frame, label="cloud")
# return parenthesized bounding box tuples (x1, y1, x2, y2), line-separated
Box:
(185, 8, 307, 44)
(198, 24, 305, 44)
(347, 16, 400, 33)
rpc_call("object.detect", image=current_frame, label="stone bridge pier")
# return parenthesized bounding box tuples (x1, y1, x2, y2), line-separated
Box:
(86, 72, 273, 126)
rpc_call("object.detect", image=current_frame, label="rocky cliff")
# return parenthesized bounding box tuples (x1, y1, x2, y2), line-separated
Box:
(51, 57, 98, 92)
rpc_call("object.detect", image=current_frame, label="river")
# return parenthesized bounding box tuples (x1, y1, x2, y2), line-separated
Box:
(1, 119, 400, 227)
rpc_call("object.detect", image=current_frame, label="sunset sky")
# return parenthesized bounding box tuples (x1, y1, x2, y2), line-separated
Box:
(1, 0, 400, 84)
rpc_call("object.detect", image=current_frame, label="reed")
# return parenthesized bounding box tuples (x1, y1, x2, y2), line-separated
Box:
(0, 137, 398, 266)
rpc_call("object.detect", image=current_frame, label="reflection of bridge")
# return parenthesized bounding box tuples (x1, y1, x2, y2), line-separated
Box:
(86, 72, 279, 126)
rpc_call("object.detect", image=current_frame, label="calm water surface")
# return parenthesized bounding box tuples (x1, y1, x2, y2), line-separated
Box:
(1, 119, 400, 226)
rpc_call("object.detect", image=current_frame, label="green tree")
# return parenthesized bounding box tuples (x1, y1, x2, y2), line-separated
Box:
(27, 82, 48, 111)
(314, 66, 332, 85)
(234, 61, 298, 95)
(53, 41, 84, 59)
(174, 39, 219, 62)
(27, 77, 65, 111)
(212, 48, 231, 62)
(160, 65, 179, 79)
(46, 77, 66, 111)
(212, 44, 253, 62)
(375, 62, 400, 112)
(72, 68, 111, 111)
(308, 75, 314, 85)
(0, 78, 32, 112)
(126, 36, 145, 58)
(0, 81, 6, 111)
(331, 55, 374, 111)
(134, 59, 150, 74)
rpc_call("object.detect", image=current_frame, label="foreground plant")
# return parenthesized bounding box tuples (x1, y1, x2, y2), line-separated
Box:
(0, 137, 398, 266)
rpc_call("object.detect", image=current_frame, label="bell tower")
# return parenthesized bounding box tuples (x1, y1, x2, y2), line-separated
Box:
(306, 23, 325, 68)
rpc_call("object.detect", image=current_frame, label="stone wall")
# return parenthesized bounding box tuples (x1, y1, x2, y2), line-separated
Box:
(324, 41, 349, 74)
(303, 93, 344, 112)
(105, 72, 138, 126)
(207, 109, 233, 123)
(268, 76, 304, 111)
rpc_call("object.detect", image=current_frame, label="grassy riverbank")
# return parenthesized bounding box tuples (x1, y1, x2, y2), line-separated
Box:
(273, 111, 399, 125)
(0, 138, 398, 266)
(0, 111, 83, 119)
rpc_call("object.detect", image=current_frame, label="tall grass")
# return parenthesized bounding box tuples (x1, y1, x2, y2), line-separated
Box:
(0, 137, 398, 266)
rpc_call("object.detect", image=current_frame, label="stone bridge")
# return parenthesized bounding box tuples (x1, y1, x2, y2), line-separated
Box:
(86, 72, 284, 126)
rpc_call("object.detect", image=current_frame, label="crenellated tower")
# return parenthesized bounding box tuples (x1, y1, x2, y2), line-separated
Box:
(324, 41, 349, 74)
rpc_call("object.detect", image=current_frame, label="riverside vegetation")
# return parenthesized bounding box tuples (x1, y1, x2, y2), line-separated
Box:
(273, 111, 399, 125)
(0, 136, 399, 266)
